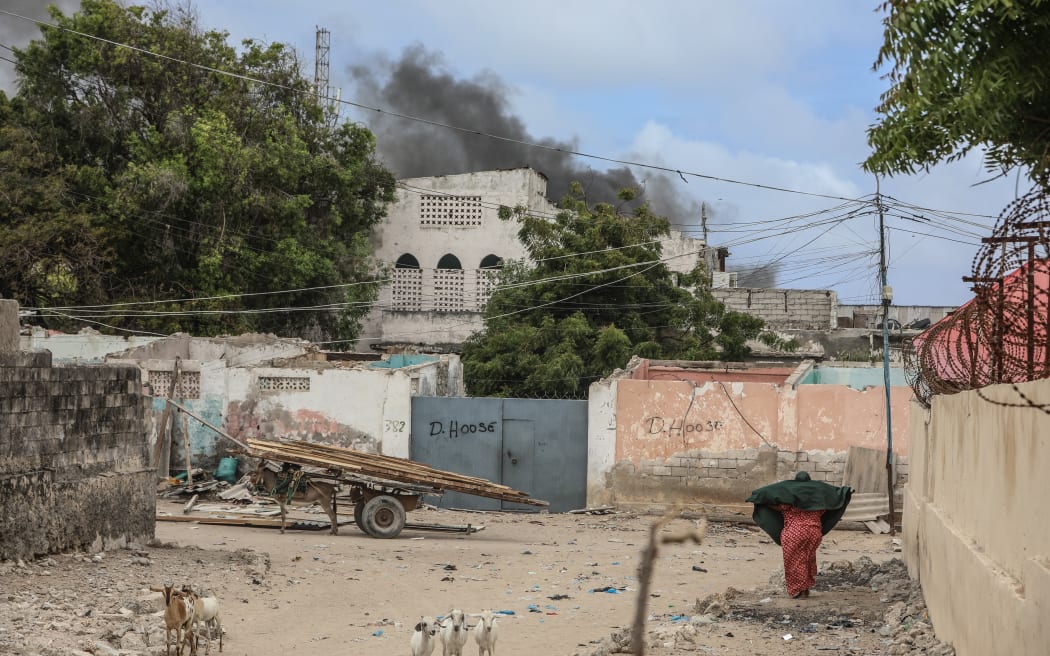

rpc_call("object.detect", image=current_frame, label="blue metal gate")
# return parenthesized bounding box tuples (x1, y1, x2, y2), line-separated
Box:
(410, 397, 588, 512)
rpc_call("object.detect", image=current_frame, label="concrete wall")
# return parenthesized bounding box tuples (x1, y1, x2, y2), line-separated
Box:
(838, 304, 956, 328)
(20, 330, 164, 363)
(375, 168, 557, 272)
(113, 333, 309, 365)
(120, 346, 463, 470)
(903, 382, 1050, 656)
(586, 374, 910, 508)
(360, 168, 708, 350)
(712, 287, 837, 330)
(225, 365, 416, 458)
(0, 351, 154, 560)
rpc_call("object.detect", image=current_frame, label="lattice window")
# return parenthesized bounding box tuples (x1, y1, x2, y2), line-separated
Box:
(476, 269, 499, 309)
(433, 269, 467, 312)
(258, 376, 311, 392)
(148, 370, 201, 398)
(420, 194, 483, 227)
(391, 267, 423, 311)
(258, 375, 310, 390)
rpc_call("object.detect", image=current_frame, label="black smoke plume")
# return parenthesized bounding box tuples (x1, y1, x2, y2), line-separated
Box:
(349, 45, 694, 220)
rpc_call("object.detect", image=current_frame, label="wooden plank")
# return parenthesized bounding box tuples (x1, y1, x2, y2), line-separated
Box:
(150, 357, 180, 478)
(249, 440, 520, 492)
(168, 399, 251, 451)
(246, 438, 548, 506)
(181, 410, 193, 486)
(253, 439, 511, 488)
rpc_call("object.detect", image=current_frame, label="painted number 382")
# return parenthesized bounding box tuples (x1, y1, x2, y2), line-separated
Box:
(384, 420, 406, 432)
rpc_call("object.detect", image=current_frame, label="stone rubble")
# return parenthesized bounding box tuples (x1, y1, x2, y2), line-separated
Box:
(0, 544, 262, 656)
(577, 556, 957, 656)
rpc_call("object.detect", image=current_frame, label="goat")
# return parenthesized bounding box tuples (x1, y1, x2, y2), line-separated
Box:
(250, 460, 339, 535)
(438, 609, 469, 656)
(181, 586, 223, 654)
(160, 584, 196, 656)
(410, 616, 439, 656)
(472, 610, 498, 656)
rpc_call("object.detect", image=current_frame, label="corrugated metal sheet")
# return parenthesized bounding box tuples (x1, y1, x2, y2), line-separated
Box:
(841, 492, 890, 522)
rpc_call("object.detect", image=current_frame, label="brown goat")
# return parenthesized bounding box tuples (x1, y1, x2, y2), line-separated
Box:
(160, 584, 196, 656)
(251, 460, 339, 534)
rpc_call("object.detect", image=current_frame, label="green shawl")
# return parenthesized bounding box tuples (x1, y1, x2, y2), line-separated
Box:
(746, 472, 853, 545)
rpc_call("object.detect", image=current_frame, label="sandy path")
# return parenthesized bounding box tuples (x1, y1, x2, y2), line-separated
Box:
(148, 502, 897, 655)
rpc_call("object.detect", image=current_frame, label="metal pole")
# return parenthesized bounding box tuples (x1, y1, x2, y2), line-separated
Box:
(876, 178, 895, 534)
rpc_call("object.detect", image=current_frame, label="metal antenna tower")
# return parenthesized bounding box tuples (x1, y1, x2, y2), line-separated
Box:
(314, 27, 339, 126)
(314, 27, 330, 102)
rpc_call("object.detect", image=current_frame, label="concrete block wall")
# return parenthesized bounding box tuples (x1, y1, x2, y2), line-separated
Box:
(712, 288, 837, 330)
(0, 351, 154, 561)
(614, 447, 908, 510)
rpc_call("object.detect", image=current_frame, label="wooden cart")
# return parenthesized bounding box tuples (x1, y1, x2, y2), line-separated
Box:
(247, 438, 548, 539)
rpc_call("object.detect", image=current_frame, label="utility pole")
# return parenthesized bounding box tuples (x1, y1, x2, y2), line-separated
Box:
(876, 177, 895, 534)
(701, 202, 711, 285)
(700, 201, 709, 245)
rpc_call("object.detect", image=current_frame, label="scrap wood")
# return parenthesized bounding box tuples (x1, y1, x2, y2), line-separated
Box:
(192, 503, 281, 517)
(183, 494, 199, 515)
(247, 438, 548, 506)
(250, 439, 512, 490)
(568, 506, 615, 515)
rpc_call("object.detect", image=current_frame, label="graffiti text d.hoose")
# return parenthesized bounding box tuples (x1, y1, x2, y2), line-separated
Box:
(430, 420, 498, 439)
(646, 417, 725, 434)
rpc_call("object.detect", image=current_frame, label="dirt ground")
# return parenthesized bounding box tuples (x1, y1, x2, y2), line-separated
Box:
(0, 500, 944, 656)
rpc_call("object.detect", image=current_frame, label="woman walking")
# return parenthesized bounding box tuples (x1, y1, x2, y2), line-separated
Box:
(747, 472, 852, 598)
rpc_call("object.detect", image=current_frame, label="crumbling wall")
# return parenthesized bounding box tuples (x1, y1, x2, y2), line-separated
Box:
(0, 351, 154, 561)
(712, 287, 837, 330)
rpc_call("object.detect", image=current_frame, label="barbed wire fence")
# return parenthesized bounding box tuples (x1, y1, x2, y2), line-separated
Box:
(906, 186, 1050, 414)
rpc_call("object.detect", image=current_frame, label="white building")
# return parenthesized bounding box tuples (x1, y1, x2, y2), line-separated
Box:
(358, 168, 708, 351)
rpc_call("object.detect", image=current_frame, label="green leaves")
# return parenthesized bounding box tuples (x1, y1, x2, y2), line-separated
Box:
(1, 0, 395, 342)
(461, 184, 765, 398)
(866, 0, 1050, 183)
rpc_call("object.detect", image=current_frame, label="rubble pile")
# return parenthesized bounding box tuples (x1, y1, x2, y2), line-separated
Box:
(0, 546, 265, 656)
(578, 557, 957, 656)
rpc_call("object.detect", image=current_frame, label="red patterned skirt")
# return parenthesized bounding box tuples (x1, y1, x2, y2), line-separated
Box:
(773, 504, 825, 597)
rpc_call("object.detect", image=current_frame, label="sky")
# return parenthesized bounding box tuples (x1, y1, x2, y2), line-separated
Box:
(0, 1, 1024, 307)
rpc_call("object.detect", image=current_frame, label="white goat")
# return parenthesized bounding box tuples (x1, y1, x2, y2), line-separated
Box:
(182, 587, 222, 654)
(438, 609, 469, 656)
(472, 610, 498, 656)
(410, 616, 439, 656)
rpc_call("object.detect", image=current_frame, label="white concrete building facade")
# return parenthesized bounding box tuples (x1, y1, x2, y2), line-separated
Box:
(360, 168, 708, 350)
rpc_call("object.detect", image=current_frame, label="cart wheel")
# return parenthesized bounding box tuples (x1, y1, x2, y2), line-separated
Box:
(353, 501, 369, 534)
(361, 495, 406, 539)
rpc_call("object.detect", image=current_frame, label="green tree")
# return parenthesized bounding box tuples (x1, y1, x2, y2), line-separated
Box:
(461, 185, 768, 398)
(864, 0, 1050, 182)
(1, 0, 395, 341)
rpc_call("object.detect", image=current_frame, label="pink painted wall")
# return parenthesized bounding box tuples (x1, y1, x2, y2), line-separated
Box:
(615, 379, 781, 463)
(794, 385, 911, 454)
(614, 378, 910, 466)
